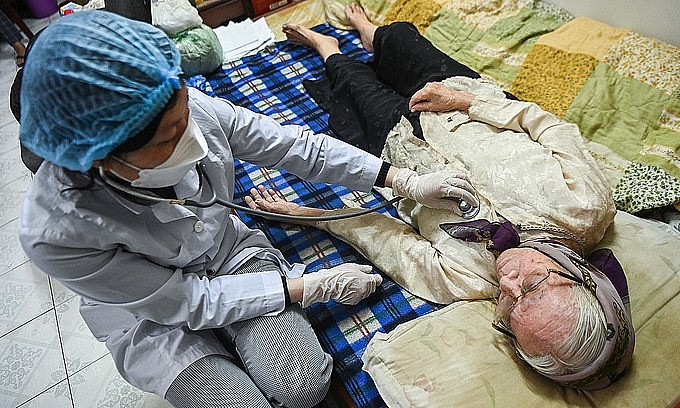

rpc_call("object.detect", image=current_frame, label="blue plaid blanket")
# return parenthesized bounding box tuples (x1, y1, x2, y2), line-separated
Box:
(189, 24, 439, 408)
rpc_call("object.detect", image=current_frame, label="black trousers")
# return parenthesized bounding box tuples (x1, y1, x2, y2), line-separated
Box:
(310, 22, 513, 156)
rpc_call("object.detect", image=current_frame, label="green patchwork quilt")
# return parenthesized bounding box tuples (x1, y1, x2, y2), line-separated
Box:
(324, 0, 680, 213)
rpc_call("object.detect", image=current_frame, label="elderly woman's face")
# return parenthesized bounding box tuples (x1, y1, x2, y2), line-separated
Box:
(496, 248, 578, 355)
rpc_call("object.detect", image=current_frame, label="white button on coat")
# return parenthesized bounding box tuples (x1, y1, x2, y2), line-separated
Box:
(193, 220, 204, 233)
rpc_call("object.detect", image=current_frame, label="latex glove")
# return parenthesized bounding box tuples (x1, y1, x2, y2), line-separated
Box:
(302, 263, 383, 308)
(392, 168, 479, 215)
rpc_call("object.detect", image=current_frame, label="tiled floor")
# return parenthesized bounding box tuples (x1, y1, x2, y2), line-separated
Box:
(0, 13, 170, 408)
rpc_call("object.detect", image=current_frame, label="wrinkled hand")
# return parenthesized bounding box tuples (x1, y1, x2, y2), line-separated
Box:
(409, 83, 474, 112)
(302, 263, 383, 307)
(392, 168, 479, 215)
(245, 185, 325, 226)
(245, 185, 302, 215)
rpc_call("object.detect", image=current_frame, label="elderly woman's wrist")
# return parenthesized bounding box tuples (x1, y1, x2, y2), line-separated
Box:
(455, 91, 474, 111)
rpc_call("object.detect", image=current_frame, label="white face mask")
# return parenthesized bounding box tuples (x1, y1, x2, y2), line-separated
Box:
(112, 117, 208, 188)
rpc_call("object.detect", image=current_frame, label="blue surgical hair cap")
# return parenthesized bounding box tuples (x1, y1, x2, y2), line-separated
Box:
(19, 10, 183, 172)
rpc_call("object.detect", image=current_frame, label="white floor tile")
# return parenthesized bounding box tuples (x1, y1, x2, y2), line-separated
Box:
(0, 128, 23, 160)
(55, 296, 108, 376)
(0, 59, 19, 74)
(0, 45, 20, 78)
(0, 262, 54, 337)
(16, 380, 73, 408)
(0, 156, 29, 186)
(0, 119, 20, 135)
(49, 277, 77, 307)
(0, 110, 20, 136)
(0, 219, 29, 274)
(70, 356, 172, 408)
(0, 70, 12, 91)
(0, 310, 66, 407)
(0, 178, 30, 229)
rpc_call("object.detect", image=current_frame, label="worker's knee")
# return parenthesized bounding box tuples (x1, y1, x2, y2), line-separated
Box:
(262, 353, 333, 408)
(271, 377, 331, 408)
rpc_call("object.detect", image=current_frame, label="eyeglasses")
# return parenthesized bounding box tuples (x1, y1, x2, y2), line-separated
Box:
(492, 267, 583, 339)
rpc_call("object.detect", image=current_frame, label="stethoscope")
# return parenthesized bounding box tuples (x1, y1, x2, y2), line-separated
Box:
(98, 162, 404, 222)
(98, 163, 479, 222)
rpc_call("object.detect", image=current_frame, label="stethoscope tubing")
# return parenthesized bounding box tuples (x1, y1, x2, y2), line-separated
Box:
(98, 163, 403, 222)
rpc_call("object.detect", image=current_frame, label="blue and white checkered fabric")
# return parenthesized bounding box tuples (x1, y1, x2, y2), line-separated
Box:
(189, 24, 439, 408)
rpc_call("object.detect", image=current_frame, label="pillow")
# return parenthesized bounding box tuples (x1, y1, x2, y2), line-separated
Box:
(362, 210, 680, 407)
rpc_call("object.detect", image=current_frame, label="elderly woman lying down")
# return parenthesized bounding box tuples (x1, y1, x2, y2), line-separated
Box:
(246, 4, 634, 390)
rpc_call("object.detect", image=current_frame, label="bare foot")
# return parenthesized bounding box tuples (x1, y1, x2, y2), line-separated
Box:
(345, 3, 377, 52)
(245, 185, 325, 226)
(282, 23, 341, 61)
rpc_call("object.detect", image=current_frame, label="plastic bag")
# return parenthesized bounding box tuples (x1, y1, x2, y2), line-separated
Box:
(172, 24, 224, 76)
(83, 0, 105, 9)
(152, 0, 203, 36)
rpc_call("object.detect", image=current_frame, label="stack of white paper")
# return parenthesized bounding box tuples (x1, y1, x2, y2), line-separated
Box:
(213, 18, 276, 62)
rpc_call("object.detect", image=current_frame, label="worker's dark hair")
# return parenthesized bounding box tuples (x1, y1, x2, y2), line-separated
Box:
(11, 29, 44, 173)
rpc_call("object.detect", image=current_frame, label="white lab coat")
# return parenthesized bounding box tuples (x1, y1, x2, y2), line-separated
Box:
(18, 88, 383, 396)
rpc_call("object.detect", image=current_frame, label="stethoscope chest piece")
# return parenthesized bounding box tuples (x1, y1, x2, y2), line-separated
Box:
(458, 199, 480, 219)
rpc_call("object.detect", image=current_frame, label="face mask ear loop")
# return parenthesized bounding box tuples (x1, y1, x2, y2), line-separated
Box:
(111, 155, 143, 172)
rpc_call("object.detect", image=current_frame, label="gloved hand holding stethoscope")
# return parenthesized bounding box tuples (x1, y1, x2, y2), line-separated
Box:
(390, 168, 480, 218)
(99, 162, 480, 222)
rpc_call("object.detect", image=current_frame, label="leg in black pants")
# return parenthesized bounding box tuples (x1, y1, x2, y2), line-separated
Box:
(369, 22, 480, 97)
(322, 22, 482, 153)
(323, 53, 415, 155)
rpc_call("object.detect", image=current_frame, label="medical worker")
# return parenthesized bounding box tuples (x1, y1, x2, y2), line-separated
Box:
(17, 11, 477, 408)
